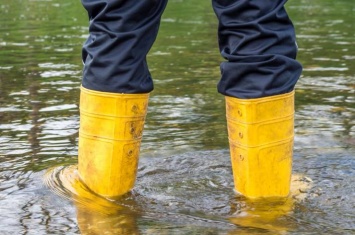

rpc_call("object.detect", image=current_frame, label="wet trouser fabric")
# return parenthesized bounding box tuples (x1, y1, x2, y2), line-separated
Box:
(81, 0, 302, 98)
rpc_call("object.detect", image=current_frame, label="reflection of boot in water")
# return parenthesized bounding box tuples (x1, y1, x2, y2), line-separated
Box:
(49, 165, 141, 235)
(76, 205, 140, 235)
(229, 196, 294, 233)
(228, 174, 312, 233)
(78, 86, 149, 198)
(74, 181, 140, 235)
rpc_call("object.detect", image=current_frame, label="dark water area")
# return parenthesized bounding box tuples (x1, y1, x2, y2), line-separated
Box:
(0, 0, 354, 234)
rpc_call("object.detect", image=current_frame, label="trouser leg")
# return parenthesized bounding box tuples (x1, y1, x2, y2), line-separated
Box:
(81, 0, 168, 93)
(212, 0, 302, 98)
(78, 0, 168, 197)
(212, 0, 302, 197)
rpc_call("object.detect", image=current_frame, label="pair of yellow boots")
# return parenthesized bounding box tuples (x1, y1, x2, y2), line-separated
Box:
(78, 86, 294, 198)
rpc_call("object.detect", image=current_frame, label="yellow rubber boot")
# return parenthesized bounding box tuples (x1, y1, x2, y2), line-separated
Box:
(225, 91, 295, 198)
(78, 86, 149, 198)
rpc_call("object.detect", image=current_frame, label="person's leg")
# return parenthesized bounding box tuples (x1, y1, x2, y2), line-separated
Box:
(79, 0, 168, 198)
(212, 0, 302, 198)
(81, 0, 168, 93)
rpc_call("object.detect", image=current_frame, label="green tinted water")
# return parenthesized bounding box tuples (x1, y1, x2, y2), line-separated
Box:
(0, 0, 354, 234)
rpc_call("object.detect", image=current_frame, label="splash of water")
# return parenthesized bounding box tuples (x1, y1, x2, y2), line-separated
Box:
(43, 150, 313, 234)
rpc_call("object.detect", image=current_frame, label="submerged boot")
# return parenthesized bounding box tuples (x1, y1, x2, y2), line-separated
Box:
(226, 91, 295, 198)
(78, 86, 149, 197)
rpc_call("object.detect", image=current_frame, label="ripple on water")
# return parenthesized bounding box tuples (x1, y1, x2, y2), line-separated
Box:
(43, 150, 320, 234)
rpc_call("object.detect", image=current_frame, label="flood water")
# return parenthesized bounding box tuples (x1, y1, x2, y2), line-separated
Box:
(0, 0, 354, 234)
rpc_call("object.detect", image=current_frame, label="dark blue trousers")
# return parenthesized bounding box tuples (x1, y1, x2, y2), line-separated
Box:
(81, 0, 302, 99)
